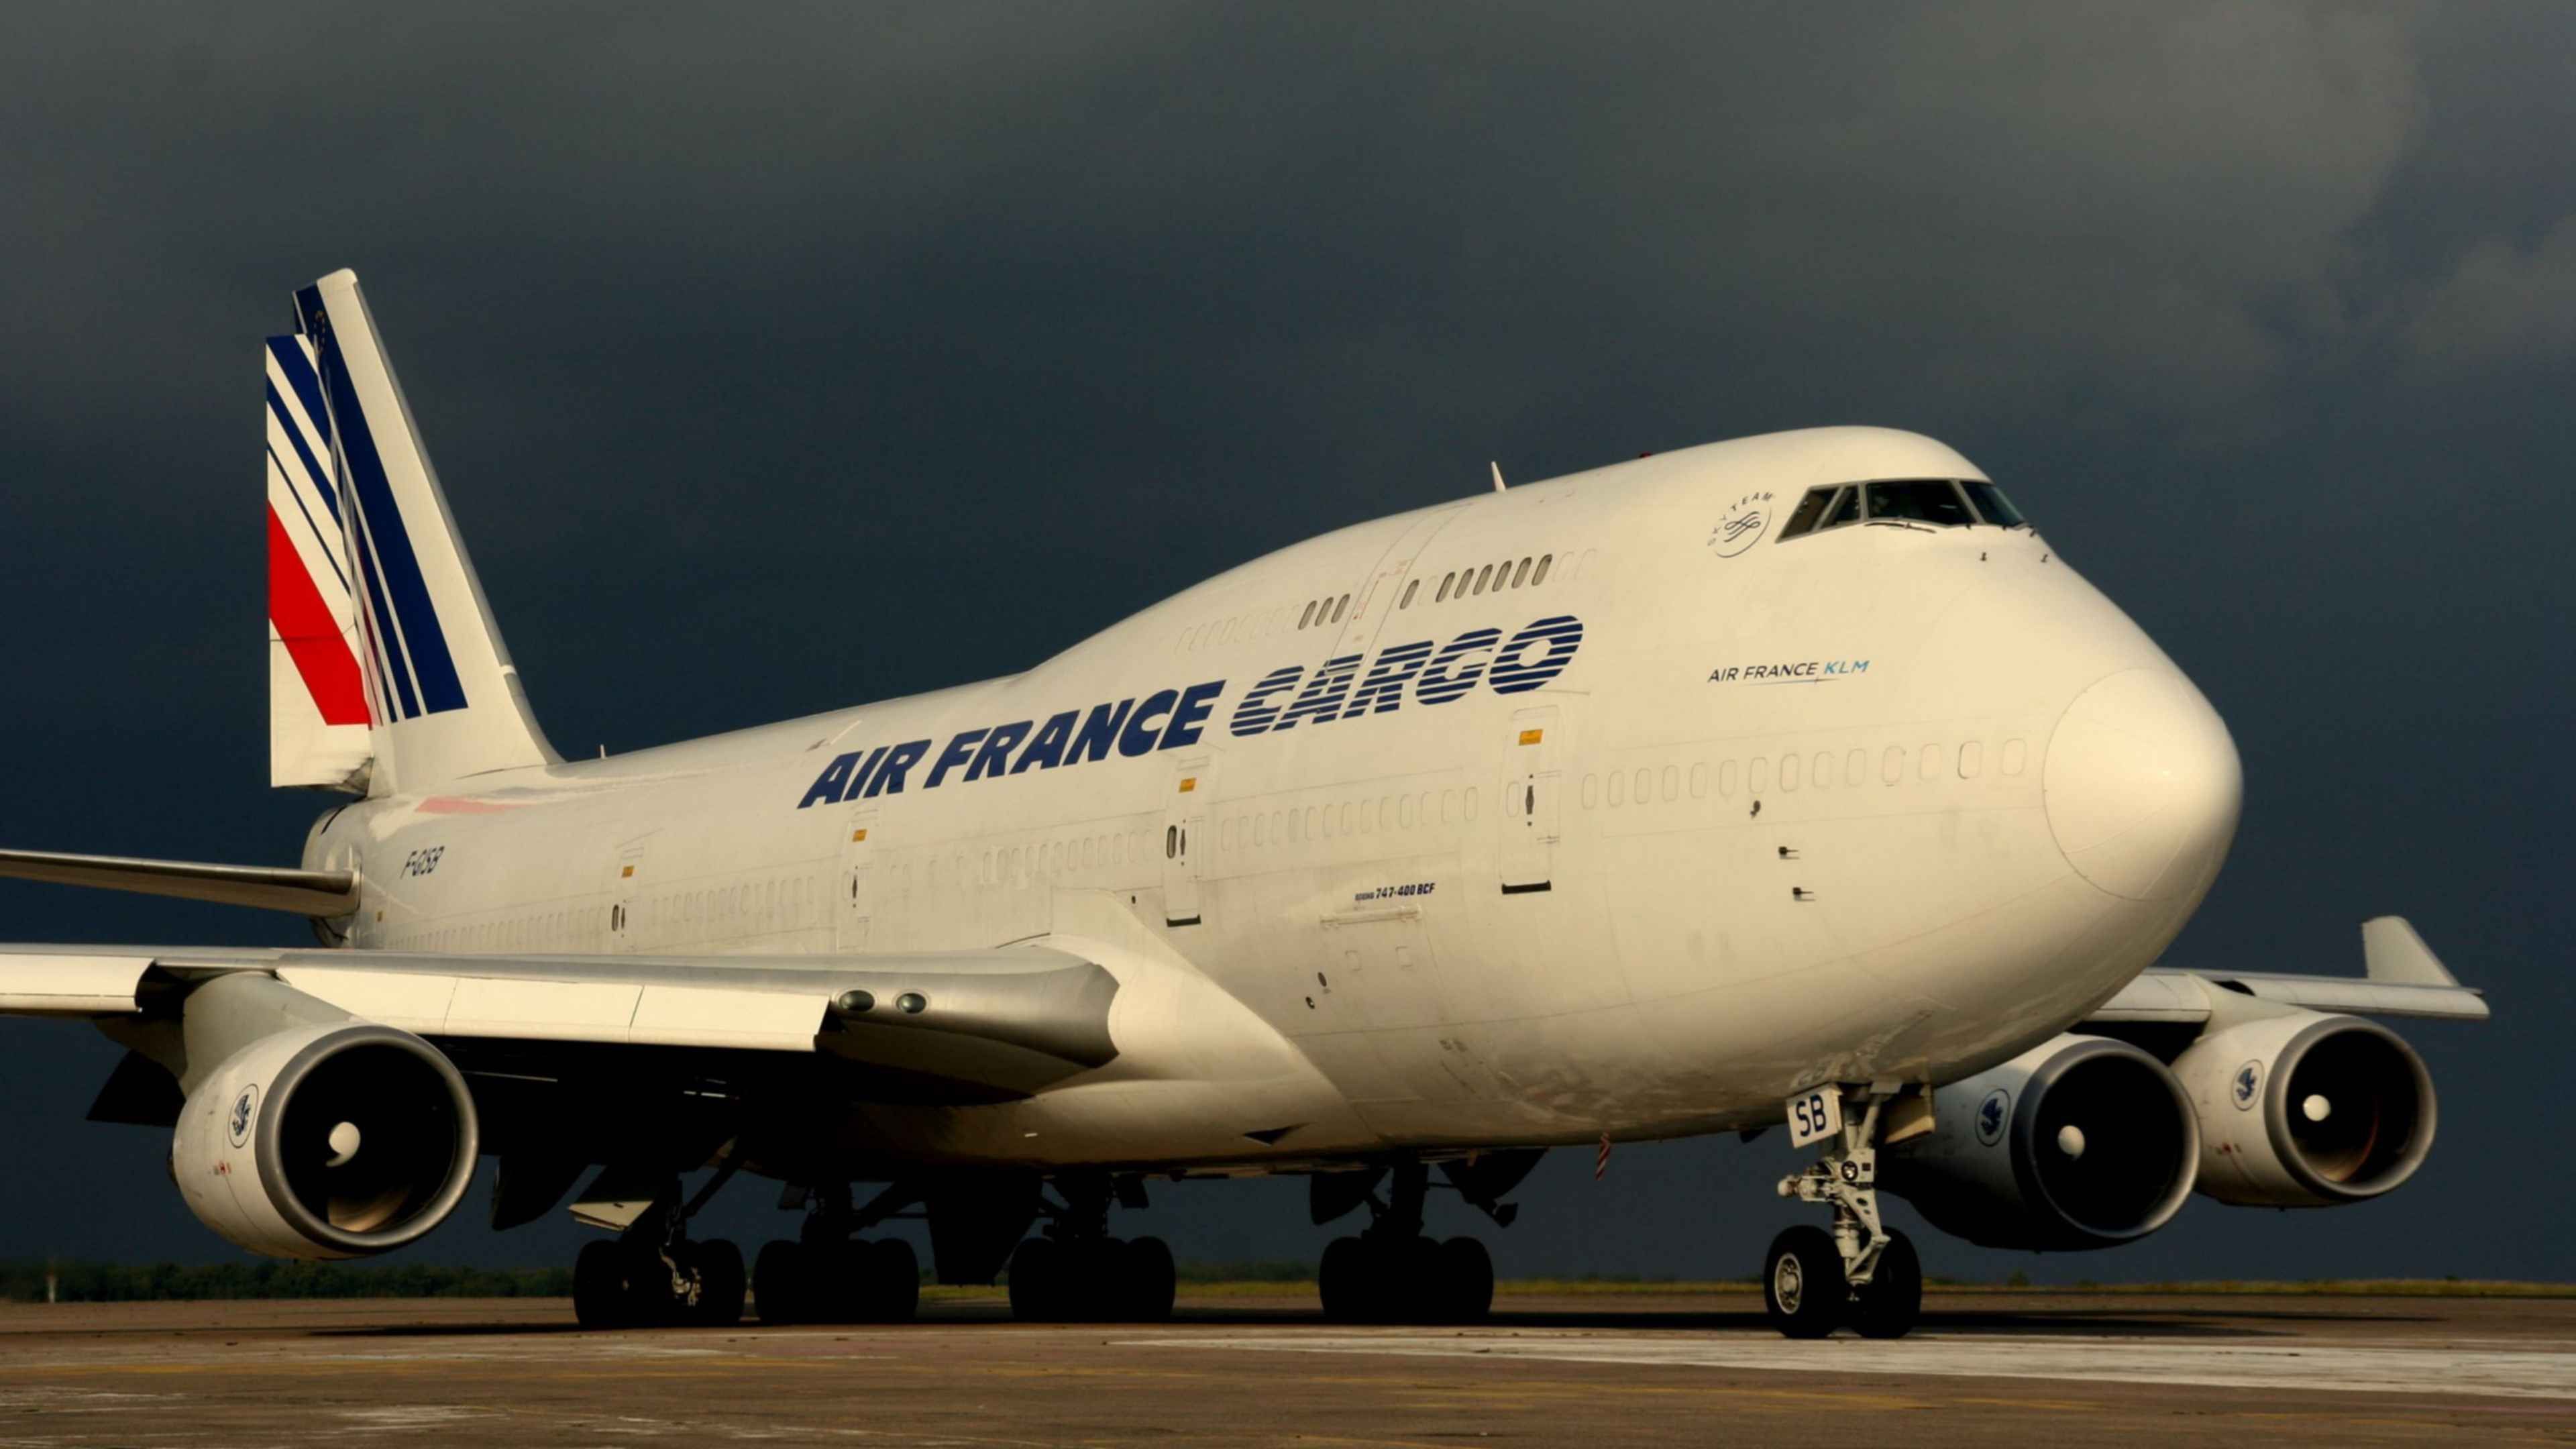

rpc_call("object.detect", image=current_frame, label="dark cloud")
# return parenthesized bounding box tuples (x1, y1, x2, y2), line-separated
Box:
(1, 2, 2567, 1283)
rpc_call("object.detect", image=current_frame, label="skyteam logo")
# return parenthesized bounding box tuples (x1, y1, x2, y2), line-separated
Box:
(227, 1084, 259, 1148)
(794, 616, 1585, 809)
(2232, 1060, 2263, 1110)
(1709, 491, 1773, 558)
(1976, 1087, 2009, 1146)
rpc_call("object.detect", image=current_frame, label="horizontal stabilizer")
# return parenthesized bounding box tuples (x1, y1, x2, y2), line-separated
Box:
(0, 849, 357, 917)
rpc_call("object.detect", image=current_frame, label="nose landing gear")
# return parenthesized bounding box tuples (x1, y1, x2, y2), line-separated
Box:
(1769, 1086, 1923, 1339)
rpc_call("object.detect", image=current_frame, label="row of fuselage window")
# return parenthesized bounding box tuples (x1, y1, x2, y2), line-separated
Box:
(1295, 551, 1560, 633)
(1219, 784, 1485, 855)
(1581, 737, 2032, 810)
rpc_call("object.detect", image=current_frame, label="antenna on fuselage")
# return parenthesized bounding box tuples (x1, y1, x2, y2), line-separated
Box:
(1490, 461, 1507, 492)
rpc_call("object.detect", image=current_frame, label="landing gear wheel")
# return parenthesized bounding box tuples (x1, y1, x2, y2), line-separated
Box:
(1008, 1236, 1063, 1323)
(1436, 1237, 1494, 1324)
(1764, 1225, 1846, 1340)
(1849, 1230, 1921, 1340)
(753, 1239, 808, 1325)
(692, 1239, 745, 1326)
(1318, 1236, 1371, 1323)
(868, 1238, 920, 1323)
(573, 1240, 631, 1329)
(1124, 1236, 1177, 1322)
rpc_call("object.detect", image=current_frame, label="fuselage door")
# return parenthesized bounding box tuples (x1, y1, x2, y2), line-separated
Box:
(606, 838, 651, 953)
(1163, 759, 1208, 927)
(837, 807, 879, 950)
(1501, 706, 1560, 894)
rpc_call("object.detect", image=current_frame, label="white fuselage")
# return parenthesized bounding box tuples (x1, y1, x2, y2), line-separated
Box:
(305, 428, 2243, 1173)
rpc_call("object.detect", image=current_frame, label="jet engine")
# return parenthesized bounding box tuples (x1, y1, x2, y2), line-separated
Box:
(1881, 1034, 2198, 1250)
(2171, 1010, 2435, 1207)
(171, 1020, 479, 1258)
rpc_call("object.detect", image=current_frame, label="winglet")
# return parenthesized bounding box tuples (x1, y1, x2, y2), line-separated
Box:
(2361, 916, 2459, 987)
(1490, 461, 1507, 492)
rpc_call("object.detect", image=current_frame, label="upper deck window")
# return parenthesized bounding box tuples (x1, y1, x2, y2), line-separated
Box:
(1864, 480, 1975, 527)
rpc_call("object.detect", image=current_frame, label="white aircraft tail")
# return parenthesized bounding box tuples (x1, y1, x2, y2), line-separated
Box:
(264, 270, 557, 794)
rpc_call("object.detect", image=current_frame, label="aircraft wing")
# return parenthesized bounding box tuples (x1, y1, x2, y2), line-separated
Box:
(2084, 915, 2489, 1026)
(0, 941, 1120, 1100)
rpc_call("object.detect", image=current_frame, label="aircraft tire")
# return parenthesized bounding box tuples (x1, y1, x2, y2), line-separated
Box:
(1764, 1226, 1845, 1340)
(1008, 1237, 1064, 1322)
(753, 1239, 808, 1325)
(573, 1239, 630, 1330)
(1318, 1236, 1371, 1322)
(1849, 1231, 1921, 1340)
(694, 1238, 746, 1326)
(1124, 1236, 1177, 1322)
(1436, 1236, 1495, 1323)
(870, 1238, 921, 1323)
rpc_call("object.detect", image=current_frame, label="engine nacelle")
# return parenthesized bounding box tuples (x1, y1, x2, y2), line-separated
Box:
(1882, 1034, 2199, 1250)
(2171, 1010, 2436, 1207)
(172, 1021, 479, 1259)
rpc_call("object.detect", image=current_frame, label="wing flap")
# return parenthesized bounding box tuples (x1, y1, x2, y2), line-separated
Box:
(3, 944, 1121, 1095)
(0, 953, 154, 1014)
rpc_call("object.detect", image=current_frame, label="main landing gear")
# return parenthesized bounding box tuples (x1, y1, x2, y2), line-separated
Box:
(1005, 1174, 1177, 1323)
(754, 1182, 922, 1324)
(571, 1173, 747, 1329)
(1768, 1087, 1923, 1339)
(1317, 1161, 1495, 1324)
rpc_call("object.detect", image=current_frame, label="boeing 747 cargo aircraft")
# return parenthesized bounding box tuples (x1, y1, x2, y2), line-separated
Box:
(0, 270, 2488, 1338)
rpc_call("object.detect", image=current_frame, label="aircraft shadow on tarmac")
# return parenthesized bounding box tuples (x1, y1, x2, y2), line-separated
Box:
(309, 1301, 2438, 1340)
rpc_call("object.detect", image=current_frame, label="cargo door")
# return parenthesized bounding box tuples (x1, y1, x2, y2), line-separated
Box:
(1500, 706, 1560, 894)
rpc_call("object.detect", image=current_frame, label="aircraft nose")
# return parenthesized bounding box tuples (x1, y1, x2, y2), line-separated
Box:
(2044, 668, 2243, 902)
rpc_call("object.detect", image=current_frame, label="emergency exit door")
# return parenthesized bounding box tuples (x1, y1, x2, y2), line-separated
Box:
(837, 807, 878, 949)
(1501, 706, 1560, 894)
(1163, 759, 1208, 926)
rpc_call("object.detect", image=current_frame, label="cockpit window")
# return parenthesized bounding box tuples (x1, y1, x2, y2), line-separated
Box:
(1823, 487, 1862, 529)
(1777, 486, 1839, 541)
(1864, 480, 1976, 527)
(1961, 480, 2026, 527)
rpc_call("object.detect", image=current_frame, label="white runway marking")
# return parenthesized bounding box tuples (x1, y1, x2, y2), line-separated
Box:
(1124, 1331, 2576, 1401)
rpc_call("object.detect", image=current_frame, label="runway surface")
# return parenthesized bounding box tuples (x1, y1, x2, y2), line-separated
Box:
(3, 1289, 2572, 1446)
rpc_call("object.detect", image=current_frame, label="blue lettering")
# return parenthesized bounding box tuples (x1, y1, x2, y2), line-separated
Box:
(1119, 688, 1179, 757)
(847, 743, 891, 798)
(967, 720, 1030, 781)
(1229, 665, 1303, 737)
(1161, 680, 1223, 749)
(1415, 628, 1500, 704)
(1012, 711, 1077, 773)
(1275, 655, 1362, 729)
(1068, 698, 1135, 765)
(1489, 616, 1584, 694)
(797, 751, 860, 809)
(1340, 639, 1432, 717)
(924, 728, 989, 790)
(864, 738, 931, 796)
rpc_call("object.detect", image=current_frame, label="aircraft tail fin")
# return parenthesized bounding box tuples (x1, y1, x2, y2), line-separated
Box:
(266, 270, 557, 795)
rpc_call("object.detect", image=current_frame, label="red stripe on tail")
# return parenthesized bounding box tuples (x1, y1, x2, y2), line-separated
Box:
(266, 504, 370, 726)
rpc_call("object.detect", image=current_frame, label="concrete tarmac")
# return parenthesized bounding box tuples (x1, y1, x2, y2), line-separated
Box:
(3, 1290, 2572, 1446)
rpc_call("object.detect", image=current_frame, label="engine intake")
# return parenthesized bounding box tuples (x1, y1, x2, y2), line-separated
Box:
(2172, 1011, 2435, 1207)
(1882, 1034, 2199, 1250)
(172, 1021, 478, 1258)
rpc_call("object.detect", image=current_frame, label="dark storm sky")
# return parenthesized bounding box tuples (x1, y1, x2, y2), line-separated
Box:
(2, 3, 2567, 1283)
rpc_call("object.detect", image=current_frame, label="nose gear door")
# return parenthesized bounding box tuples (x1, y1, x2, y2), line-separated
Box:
(1500, 706, 1559, 894)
